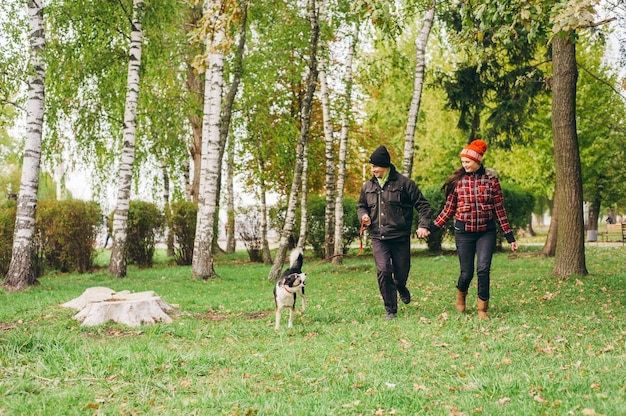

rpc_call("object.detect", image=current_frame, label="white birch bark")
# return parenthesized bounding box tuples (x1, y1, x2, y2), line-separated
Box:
(191, 5, 225, 279)
(268, 0, 319, 280)
(225, 139, 236, 253)
(319, 0, 335, 258)
(4, 0, 46, 291)
(297, 140, 309, 250)
(402, 3, 435, 177)
(333, 23, 358, 265)
(108, 0, 145, 278)
(256, 149, 272, 264)
(319, 53, 336, 258)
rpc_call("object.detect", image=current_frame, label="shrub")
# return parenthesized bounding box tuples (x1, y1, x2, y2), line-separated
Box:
(419, 186, 451, 252)
(0, 201, 17, 276)
(305, 195, 360, 259)
(126, 201, 165, 268)
(36, 200, 101, 273)
(168, 201, 197, 265)
(237, 207, 264, 263)
(500, 183, 535, 246)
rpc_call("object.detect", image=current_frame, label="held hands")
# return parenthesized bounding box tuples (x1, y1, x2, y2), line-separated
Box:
(415, 227, 430, 239)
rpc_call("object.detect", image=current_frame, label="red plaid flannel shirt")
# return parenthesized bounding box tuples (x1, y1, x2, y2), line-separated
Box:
(434, 169, 513, 236)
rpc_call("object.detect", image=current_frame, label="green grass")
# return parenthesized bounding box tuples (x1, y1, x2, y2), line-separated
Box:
(1, 243, 625, 415)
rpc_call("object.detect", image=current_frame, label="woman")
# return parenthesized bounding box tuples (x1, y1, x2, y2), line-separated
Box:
(430, 140, 518, 320)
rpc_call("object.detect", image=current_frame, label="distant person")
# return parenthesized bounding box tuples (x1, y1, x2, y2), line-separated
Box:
(606, 211, 615, 224)
(429, 140, 518, 320)
(357, 145, 432, 320)
(103, 215, 111, 248)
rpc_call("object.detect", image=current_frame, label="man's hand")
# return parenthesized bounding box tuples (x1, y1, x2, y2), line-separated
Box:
(510, 241, 519, 251)
(415, 227, 430, 239)
(361, 215, 371, 227)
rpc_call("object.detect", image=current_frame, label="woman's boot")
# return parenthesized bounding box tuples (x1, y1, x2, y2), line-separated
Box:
(477, 298, 489, 320)
(455, 289, 467, 312)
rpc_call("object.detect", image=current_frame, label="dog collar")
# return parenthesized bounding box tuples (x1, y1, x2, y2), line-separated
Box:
(283, 286, 293, 294)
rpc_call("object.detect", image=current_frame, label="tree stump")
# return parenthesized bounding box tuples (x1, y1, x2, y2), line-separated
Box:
(61, 287, 175, 327)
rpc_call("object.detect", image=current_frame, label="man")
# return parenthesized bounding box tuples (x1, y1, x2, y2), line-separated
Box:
(357, 145, 431, 319)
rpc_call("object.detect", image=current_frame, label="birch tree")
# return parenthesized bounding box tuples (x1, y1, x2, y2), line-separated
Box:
(191, 0, 228, 280)
(320, 49, 336, 259)
(333, 22, 358, 265)
(108, 0, 145, 278)
(297, 141, 309, 249)
(402, 2, 435, 177)
(268, 0, 320, 280)
(4, 0, 45, 292)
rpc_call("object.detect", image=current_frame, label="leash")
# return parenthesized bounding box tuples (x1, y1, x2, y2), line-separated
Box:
(303, 254, 345, 274)
(359, 216, 367, 255)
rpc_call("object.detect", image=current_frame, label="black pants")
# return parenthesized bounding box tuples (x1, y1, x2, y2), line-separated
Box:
(455, 228, 496, 301)
(371, 238, 410, 314)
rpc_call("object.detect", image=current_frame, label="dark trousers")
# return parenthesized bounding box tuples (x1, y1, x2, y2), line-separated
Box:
(371, 238, 411, 314)
(455, 228, 496, 301)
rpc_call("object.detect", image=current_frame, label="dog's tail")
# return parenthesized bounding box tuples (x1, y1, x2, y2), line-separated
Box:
(290, 247, 304, 270)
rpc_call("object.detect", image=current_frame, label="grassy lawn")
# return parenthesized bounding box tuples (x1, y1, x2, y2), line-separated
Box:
(1, 241, 625, 415)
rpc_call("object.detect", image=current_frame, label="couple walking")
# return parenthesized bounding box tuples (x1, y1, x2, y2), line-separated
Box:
(357, 141, 518, 320)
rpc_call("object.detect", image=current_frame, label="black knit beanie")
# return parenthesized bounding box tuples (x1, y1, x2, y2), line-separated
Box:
(369, 145, 391, 167)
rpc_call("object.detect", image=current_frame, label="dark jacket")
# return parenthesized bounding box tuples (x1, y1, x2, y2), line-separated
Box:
(357, 164, 432, 240)
(433, 166, 516, 243)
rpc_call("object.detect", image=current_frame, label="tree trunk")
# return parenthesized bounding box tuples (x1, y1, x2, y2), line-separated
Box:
(333, 23, 358, 265)
(586, 198, 600, 242)
(320, 53, 336, 259)
(62, 287, 175, 327)
(192, 5, 226, 280)
(184, 4, 204, 203)
(108, 0, 144, 278)
(268, 0, 319, 280)
(163, 165, 175, 257)
(551, 34, 587, 276)
(542, 196, 557, 257)
(402, 3, 435, 177)
(256, 149, 273, 265)
(214, 2, 247, 254)
(297, 141, 309, 250)
(4, 0, 45, 292)
(225, 138, 236, 253)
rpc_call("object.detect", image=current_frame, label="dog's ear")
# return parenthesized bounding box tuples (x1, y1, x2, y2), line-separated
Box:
(285, 274, 297, 285)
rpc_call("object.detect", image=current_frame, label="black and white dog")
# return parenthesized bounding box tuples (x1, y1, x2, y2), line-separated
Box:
(274, 248, 306, 329)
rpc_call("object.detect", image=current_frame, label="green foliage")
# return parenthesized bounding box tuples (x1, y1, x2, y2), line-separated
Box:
(418, 185, 451, 252)
(126, 201, 165, 268)
(36, 200, 102, 273)
(167, 201, 197, 266)
(500, 183, 535, 245)
(305, 194, 360, 258)
(0, 247, 625, 414)
(0, 200, 17, 276)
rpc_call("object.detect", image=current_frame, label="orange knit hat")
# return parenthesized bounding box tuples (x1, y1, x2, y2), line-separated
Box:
(460, 140, 487, 164)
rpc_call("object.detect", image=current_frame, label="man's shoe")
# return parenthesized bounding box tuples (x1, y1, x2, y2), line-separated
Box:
(398, 286, 411, 304)
(385, 312, 396, 320)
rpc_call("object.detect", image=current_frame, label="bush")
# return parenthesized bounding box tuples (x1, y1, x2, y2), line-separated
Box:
(126, 201, 165, 268)
(0, 201, 17, 276)
(305, 195, 360, 259)
(37, 200, 101, 273)
(168, 201, 197, 265)
(237, 207, 265, 262)
(500, 183, 535, 246)
(419, 186, 452, 252)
